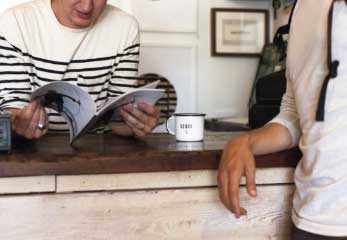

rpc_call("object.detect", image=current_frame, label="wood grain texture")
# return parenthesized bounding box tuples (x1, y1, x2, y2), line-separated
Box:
(0, 132, 301, 177)
(0, 176, 55, 195)
(57, 168, 294, 193)
(0, 186, 295, 240)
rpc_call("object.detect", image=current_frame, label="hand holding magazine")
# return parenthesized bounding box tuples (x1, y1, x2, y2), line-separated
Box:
(31, 81, 164, 144)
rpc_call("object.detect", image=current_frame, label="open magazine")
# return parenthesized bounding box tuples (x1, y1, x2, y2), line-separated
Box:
(31, 81, 164, 144)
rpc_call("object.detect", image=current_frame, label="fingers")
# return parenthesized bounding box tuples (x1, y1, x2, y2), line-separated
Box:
(217, 136, 257, 219)
(245, 156, 257, 198)
(24, 102, 41, 138)
(12, 100, 48, 139)
(120, 107, 146, 137)
(120, 109, 146, 137)
(138, 102, 160, 118)
(229, 173, 248, 218)
(137, 103, 160, 131)
(13, 101, 39, 136)
(218, 168, 246, 218)
(120, 103, 160, 137)
(33, 106, 49, 138)
(217, 171, 230, 211)
(121, 105, 146, 128)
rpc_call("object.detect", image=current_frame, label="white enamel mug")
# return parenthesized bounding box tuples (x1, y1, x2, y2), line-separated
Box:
(166, 113, 206, 142)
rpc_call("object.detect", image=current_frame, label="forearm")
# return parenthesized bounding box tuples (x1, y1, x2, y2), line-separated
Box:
(243, 122, 293, 155)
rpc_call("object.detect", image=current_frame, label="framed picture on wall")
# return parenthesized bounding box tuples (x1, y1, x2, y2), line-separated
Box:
(211, 8, 269, 57)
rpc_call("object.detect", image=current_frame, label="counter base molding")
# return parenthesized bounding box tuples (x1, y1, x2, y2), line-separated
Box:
(0, 186, 294, 240)
(56, 168, 294, 193)
(0, 176, 55, 195)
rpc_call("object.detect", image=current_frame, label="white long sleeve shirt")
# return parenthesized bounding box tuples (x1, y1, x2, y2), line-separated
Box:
(270, 0, 347, 236)
(0, 0, 140, 131)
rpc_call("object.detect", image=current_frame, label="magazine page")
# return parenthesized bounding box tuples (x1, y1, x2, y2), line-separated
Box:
(96, 88, 165, 118)
(70, 88, 164, 144)
(140, 80, 160, 89)
(97, 80, 163, 117)
(31, 82, 96, 142)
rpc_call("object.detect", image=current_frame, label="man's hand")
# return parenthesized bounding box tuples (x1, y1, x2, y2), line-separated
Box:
(7, 100, 49, 139)
(217, 134, 257, 218)
(120, 102, 160, 137)
(217, 123, 295, 218)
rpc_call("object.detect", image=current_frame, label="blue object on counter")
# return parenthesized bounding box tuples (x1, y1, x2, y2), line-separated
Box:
(0, 111, 11, 153)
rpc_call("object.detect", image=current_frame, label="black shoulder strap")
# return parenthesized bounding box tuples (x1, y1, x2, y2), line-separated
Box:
(315, 0, 339, 121)
(287, 0, 298, 31)
(273, 1, 297, 59)
(274, 1, 297, 37)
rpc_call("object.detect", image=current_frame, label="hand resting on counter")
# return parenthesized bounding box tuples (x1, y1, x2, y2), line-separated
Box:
(217, 123, 294, 218)
(218, 134, 257, 218)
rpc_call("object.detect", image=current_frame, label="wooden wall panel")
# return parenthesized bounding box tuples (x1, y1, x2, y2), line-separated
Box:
(0, 176, 55, 195)
(0, 186, 294, 240)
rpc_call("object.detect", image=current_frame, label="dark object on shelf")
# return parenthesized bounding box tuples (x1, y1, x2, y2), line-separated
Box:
(248, 44, 286, 108)
(249, 104, 281, 129)
(249, 70, 286, 129)
(205, 119, 250, 132)
(247, 8, 293, 129)
(0, 111, 11, 153)
(256, 69, 286, 105)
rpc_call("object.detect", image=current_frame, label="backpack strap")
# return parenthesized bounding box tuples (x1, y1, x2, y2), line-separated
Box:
(316, 0, 340, 121)
(273, 0, 297, 60)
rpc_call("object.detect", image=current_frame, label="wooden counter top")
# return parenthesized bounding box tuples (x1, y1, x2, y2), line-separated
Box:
(0, 132, 301, 177)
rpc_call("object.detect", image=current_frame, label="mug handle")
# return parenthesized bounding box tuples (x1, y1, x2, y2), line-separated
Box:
(166, 116, 175, 135)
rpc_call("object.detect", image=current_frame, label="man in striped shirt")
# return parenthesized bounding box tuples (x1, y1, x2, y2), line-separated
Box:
(0, 0, 160, 139)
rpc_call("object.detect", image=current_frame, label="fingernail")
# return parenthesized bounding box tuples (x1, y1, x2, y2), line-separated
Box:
(126, 104, 133, 111)
(251, 190, 257, 196)
(28, 103, 35, 109)
(138, 102, 145, 108)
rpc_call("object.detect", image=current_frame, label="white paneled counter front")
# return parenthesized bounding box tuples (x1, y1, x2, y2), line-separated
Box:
(0, 132, 300, 239)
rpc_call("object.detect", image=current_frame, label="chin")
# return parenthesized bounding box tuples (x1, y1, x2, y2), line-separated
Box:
(72, 17, 93, 28)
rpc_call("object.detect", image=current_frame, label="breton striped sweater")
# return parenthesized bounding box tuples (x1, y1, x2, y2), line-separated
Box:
(0, 0, 140, 132)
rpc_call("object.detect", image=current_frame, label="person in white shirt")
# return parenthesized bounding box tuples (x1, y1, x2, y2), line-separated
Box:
(218, 0, 347, 239)
(0, 0, 160, 139)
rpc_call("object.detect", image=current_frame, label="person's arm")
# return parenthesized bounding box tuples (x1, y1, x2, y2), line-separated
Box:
(0, 11, 48, 139)
(6, 100, 48, 139)
(218, 71, 301, 218)
(109, 16, 160, 137)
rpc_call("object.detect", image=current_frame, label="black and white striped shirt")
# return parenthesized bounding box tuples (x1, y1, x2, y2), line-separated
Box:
(0, 0, 140, 132)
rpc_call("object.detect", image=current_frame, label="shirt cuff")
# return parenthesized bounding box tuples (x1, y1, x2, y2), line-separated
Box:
(268, 115, 301, 148)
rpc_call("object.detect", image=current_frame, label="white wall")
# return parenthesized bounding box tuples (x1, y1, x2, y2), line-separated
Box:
(135, 0, 272, 117)
(125, 0, 273, 119)
(0, 0, 274, 119)
(198, 1, 272, 118)
(0, 0, 31, 13)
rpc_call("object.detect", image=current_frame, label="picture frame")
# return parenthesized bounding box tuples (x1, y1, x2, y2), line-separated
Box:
(211, 8, 269, 57)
